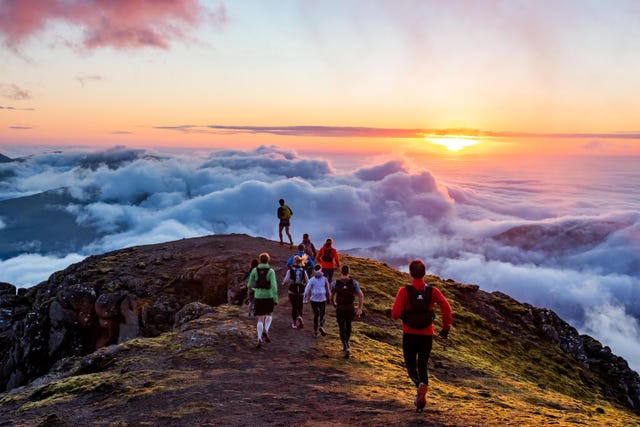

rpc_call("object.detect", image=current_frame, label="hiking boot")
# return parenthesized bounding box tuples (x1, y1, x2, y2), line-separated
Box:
(291, 322, 298, 329)
(319, 327, 326, 336)
(263, 331, 271, 343)
(297, 316, 304, 328)
(415, 383, 428, 412)
(256, 339, 262, 349)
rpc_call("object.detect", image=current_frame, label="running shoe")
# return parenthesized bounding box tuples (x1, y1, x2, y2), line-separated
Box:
(263, 331, 271, 342)
(291, 322, 298, 329)
(319, 327, 326, 336)
(297, 316, 304, 328)
(415, 383, 428, 412)
(256, 339, 262, 349)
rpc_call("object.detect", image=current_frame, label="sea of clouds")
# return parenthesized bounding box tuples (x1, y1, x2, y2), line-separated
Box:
(0, 145, 638, 371)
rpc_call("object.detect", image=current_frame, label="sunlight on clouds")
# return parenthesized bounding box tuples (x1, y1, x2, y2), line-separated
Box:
(427, 137, 480, 152)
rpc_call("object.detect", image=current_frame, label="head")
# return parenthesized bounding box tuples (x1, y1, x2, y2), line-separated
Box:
(324, 238, 333, 247)
(293, 255, 303, 266)
(250, 258, 259, 269)
(297, 244, 305, 251)
(314, 264, 322, 272)
(259, 252, 270, 264)
(279, 198, 285, 206)
(409, 259, 426, 279)
(341, 265, 350, 276)
(303, 233, 309, 240)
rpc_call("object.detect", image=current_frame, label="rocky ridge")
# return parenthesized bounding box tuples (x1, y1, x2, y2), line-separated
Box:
(0, 234, 639, 425)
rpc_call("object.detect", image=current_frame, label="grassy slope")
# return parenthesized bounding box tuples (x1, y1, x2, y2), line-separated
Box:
(1, 252, 639, 426)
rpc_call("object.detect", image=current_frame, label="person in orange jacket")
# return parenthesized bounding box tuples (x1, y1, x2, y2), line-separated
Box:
(391, 259, 452, 413)
(316, 237, 340, 283)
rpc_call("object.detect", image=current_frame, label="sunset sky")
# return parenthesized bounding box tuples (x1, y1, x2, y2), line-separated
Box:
(1, 0, 640, 156)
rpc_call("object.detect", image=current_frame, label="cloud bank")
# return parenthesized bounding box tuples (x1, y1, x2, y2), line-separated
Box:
(0, 145, 638, 371)
(0, 0, 227, 51)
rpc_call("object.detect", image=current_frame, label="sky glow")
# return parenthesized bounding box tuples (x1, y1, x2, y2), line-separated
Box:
(0, 0, 639, 156)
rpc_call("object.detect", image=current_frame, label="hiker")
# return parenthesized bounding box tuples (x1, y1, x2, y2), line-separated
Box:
(287, 244, 315, 277)
(282, 255, 309, 329)
(391, 259, 452, 413)
(303, 264, 332, 338)
(316, 237, 340, 283)
(300, 233, 317, 260)
(277, 198, 294, 246)
(246, 252, 279, 348)
(331, 265, 364, 359)
(243, 258, 259, 317)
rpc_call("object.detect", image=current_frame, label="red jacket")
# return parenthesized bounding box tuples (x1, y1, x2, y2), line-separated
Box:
(391, 278, 452, 336)
(316, 246, 340, 269)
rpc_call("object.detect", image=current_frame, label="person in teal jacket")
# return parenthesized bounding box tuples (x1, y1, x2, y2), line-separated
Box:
(247, 252, 279, 348)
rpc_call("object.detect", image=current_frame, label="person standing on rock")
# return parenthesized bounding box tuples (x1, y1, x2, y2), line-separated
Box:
(316, 237, 340, 283)
(247, 252, 279, 348)
(277, 198, 294, 247)
(303, 264, 332, 338)
(282, 255, 309, 329)
(391, 259, 452, 413)
(330, 265, 364, 359)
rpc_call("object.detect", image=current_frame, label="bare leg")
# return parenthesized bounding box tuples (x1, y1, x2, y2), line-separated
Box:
(285, 226, 293, 245)
(278, 225, 284, 244)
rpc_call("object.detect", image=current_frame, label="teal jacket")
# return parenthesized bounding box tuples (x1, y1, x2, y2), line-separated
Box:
(247, 263, 278, 304)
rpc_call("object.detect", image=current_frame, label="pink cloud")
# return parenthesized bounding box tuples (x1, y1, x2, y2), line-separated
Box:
(0, 0, 227, 51)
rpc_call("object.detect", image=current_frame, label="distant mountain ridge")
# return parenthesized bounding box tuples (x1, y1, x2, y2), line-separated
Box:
(1, 234, 639, 425)
(0, 153, 12, 163)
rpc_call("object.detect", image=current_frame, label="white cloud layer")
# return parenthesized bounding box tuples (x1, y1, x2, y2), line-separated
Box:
(0, 145, 639, 371)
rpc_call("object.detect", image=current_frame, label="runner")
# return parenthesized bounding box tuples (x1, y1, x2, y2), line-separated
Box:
(391, 259, 452, 412)
(246, 252, 279, 348)
(282, 255, 309, 329)
(303, 264, 332, 338)
(331, 265, 364, 359)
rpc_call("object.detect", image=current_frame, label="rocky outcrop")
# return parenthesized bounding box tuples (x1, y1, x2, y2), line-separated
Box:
(446, 283, 640, 412)
(0, 234, 292, 392)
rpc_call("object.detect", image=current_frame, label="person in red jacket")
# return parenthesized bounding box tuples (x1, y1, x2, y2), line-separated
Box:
(391, 259, 452, 413)
(316, 237, 340, 283)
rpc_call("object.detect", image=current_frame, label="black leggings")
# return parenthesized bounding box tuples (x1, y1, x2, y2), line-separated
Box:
(336, 307, 354, 346)
(402, 333, 433, 386)
(288, 293, 304, 322)
(310, 301, 326, 331)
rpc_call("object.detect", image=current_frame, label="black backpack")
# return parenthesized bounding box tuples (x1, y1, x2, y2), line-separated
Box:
(335, 278, 355, 307)
(254, 267, 271, 289)
(321, 248, 333, 262)
(288, 267, 306, 294)
(400, 285, 435, 329)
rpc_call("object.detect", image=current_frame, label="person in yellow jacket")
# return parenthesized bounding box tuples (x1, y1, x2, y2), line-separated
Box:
(247, 252, 279, 348)
(277, 198, 294, 246)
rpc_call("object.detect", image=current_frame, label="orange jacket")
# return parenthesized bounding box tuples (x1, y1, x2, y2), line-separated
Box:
(391, 278, 452, 336)
(316, 246, 340, 269)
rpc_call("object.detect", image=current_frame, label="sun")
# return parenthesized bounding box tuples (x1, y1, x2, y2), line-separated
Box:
(427, 137, 479, 152)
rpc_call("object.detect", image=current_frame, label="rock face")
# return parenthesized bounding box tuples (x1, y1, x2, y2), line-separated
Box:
(0, 234, 293, 392)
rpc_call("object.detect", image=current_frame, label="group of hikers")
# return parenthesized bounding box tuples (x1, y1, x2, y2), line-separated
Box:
(243, 198, 452, 412)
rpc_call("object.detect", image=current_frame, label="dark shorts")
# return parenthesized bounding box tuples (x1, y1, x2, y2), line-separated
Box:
(279, 219, 290, 227)
(254, 298, 275, 316)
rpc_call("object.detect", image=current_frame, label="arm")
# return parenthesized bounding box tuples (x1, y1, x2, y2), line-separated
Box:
(324, 278, 332, 302)
(282, 269, 291, 286)
(355, 289, 364, 317)
(433, 287, 453, 330)
(390, 287, 406, 320)
(334, 249, 340, 268)
(303, 280, 312, 303)
(246, 268, 256, 294)
(269, 269, 278, 304)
